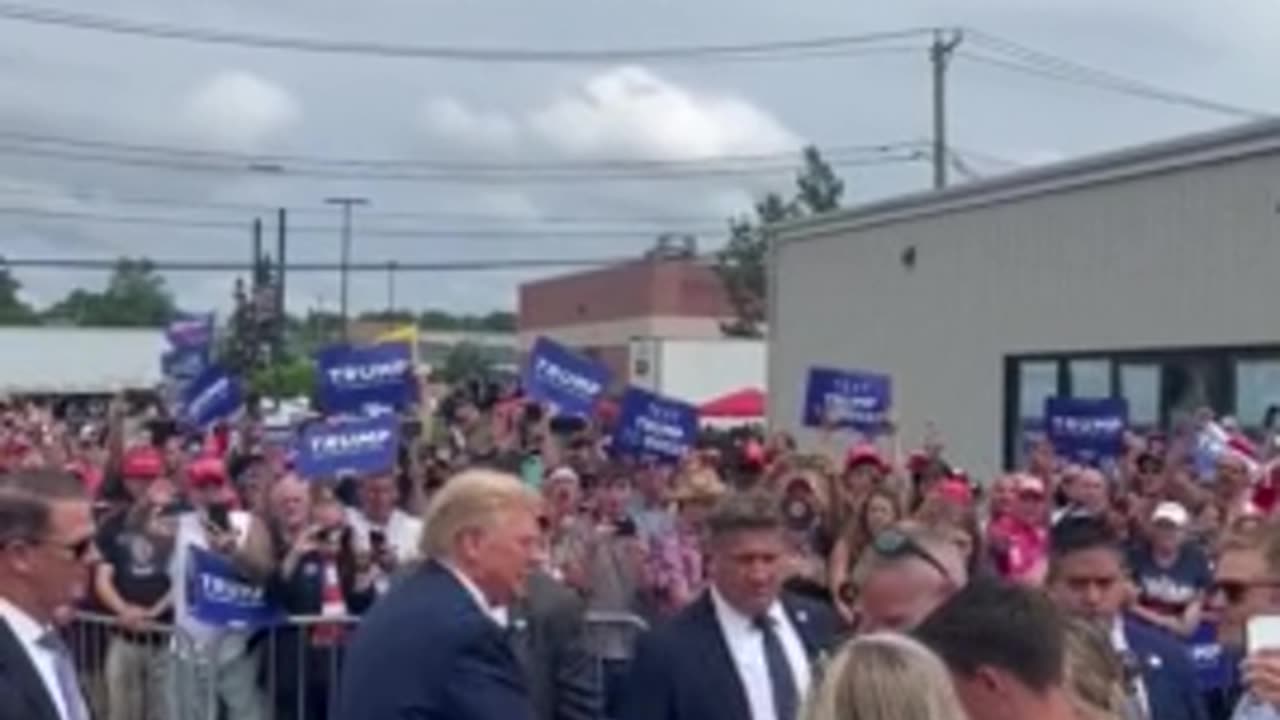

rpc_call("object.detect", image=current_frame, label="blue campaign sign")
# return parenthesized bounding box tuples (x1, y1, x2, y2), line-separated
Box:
(187, 545, 281, 628)
(181, 365, 243, 429)
(162, 346, 208, 382)
(166, 313, 215, 351)
(293, 415, 400, 479)
(802, 367, 893, 432)
(523, 337, 611, 416)
(612, 386, 699, 463)
(316, 343, 414, 415)
(1045, 397, 1128, 464)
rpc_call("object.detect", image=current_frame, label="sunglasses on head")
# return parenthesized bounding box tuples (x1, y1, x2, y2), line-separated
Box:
(871, 528, 952, 581)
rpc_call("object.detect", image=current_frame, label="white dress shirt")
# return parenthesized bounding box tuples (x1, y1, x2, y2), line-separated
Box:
(711, 588, 811, 720)
(169, 510, 254, 661)
(0, 597, 74, 720)
(1111, 616, 1151, 719)
(346, 507, 424, 563)
(442, 561, 509, 629)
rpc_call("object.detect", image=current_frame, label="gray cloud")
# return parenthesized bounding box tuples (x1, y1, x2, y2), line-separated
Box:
(0, 0, 1276, 317)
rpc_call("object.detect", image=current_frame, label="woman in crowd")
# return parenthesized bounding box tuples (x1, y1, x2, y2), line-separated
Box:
(1062, 617, 1130, 720)
(801, 633, 969, 720)
(828, 487, 903, 621)
(646, 466, 723, 614)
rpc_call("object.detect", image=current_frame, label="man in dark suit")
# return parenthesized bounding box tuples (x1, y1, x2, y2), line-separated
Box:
(0, 469, 99, 720)
(1047, 516, 1208, 720)
(335, 470, 542, 720)
(509, 570, 603, 720)
(618, 491, 841, 720)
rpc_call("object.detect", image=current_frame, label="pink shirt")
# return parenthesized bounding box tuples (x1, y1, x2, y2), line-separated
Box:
(989, 515, 1048, 581)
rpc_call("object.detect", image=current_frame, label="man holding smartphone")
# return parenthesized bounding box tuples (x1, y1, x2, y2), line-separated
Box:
(345, 470, 424, 596)
(1209, 522, 1280, 719)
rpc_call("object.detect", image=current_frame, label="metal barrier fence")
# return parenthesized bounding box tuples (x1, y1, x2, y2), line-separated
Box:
(69, 610, 649, 720)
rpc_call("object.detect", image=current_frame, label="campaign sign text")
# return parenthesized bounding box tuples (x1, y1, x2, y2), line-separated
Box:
(1045, 396, 1128, 464)
(316, 343, 414, 414)
(612, 387, 698, 463)
(181, 365, 242, 429)
(802, 367, 892, 432)
(1188, 621, 1233, 690)
(523, 337, 611, 416)
(294, 415, 400, 479)
(166, 313, 215, 351)
(162, 346, 208, 382)
(188, 545, 281, 628)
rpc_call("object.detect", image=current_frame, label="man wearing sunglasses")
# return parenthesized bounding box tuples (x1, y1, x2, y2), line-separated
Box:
(0, 468, 98, 720)
(1210, 521, 1280, 719)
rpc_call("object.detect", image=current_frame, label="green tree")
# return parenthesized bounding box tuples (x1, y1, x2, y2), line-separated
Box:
(251, 357, 315, 399)
(713, 146, 845, 337)
(44, 257, 179, 326)
(433, 341, 496, 384)
(0, 262, 37, 325)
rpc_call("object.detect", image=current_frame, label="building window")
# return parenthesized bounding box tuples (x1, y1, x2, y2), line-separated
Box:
(1069, 358, 1111, 398)
(1119, 364, 1160, 429)
(1019, 361, 1059, 423)
(1235, 358, 1280, 431)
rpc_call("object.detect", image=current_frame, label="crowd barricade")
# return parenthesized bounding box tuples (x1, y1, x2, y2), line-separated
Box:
(70, 609, 650, 720)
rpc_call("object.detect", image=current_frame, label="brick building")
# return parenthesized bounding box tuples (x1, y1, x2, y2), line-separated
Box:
(518, 255, 737, 381)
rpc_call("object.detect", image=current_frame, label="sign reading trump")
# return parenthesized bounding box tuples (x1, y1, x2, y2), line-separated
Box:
(1045, 396, 1128, 465)
(294, 415, 400, 480)
(612, 386, 699, 463)
(523, 337, 611, 417)
(316, 342, 414, 414)
(802, 367, 892, 433)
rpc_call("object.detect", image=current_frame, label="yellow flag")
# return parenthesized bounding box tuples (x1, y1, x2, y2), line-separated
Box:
(375, 324, 419, 365)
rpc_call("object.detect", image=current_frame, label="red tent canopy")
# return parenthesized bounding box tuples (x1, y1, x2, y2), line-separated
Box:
(699, 387, 766, 419)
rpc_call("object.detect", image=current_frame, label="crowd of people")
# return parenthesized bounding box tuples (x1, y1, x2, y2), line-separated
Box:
(1, 385, 1280, 720)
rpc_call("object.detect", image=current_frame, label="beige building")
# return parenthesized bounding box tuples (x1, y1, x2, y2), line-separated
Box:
(769, 119, 1280, 479)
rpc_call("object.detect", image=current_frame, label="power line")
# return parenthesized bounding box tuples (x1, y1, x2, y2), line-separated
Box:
(0, 205, 724, 238)
(962, 30, 1272, 119)
(0, 255, 652, 272)
(0, 128, 925, 173)
(0, 140, 928, 182)
(0, 4, 939, 63)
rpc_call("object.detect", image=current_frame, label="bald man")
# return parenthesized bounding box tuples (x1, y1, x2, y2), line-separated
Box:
(852, 524, 967, 633)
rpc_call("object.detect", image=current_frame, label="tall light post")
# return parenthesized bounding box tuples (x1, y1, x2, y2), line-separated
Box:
(325, 196, 369, 342)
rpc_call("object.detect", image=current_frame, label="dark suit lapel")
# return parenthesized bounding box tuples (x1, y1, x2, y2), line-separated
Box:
(0, 618, 59, 720)
(506, 601, 532, 673)
(692, 593, 753, 720)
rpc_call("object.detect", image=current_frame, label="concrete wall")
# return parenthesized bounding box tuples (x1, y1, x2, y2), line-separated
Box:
(770, 147, 1280, 480)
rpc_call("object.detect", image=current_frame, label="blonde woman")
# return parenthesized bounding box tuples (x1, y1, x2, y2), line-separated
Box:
(802, 633, 969, 720)
(1062, 618, 1133, 720)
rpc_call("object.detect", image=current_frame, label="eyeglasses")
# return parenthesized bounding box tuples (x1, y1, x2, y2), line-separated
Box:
(871, 528, 952, 582)
(1209, 579, 1280, 605)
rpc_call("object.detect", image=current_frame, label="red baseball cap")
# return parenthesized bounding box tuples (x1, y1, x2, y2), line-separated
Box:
(845, 444, 888, 472)
(121, 446, 164, 480)
(187, 456, 228, 487)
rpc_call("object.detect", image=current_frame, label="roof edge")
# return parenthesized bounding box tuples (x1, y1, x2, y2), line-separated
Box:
(776, 118, 1280, 244)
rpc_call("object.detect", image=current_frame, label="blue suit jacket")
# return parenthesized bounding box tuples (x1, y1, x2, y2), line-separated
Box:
(1123, 617, 1209, 720)
(617, 591, 841, 720)
(335, 560, 534, 720)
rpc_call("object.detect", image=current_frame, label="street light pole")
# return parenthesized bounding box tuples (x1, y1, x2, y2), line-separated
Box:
(325, 196, 369, 342)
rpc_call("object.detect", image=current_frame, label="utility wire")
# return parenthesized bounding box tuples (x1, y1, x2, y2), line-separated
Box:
(0, 205, 723, 238)
(0, 141, 928, 182)
(0, 256, 659, 272)
(962, 30, 1271, 119)
(0, 4, 938, 63)
(0, 128, 924, 173)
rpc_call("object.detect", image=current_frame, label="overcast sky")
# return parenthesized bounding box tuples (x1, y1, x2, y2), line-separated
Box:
(1, 0, 1277, 318)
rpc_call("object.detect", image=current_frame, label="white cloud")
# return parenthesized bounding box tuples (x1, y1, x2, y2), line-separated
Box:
(180, 70, 301, 152)
(528, 66, 801, 160)
(419, 96, 518, 150)
(418, 66, 802, 162)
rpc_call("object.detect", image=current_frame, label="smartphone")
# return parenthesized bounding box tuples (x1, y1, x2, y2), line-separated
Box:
(369, 529, 388, 551)
(1248, 616, 1280, 654)
(206, 504, 231, 533)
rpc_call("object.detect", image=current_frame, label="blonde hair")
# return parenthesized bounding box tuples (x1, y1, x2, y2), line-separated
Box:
(1062, 618, 1127, 720)
(801, 633, 968, 720)
(419, 469, 538, 560)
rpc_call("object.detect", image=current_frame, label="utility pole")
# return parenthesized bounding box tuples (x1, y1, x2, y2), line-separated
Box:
(275, 208, 288, 362)
(251, 217, 263, 281)
(930, 28, 964, 190)
(387, 260, 398, 315)
(325, 196, 369, 342)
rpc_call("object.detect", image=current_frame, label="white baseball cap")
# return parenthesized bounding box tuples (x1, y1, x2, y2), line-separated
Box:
(1151, 501, 1190, 528)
